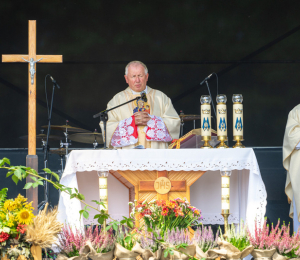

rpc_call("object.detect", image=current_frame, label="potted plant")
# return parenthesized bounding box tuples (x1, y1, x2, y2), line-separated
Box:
(114, 227, 139, 260)
(133, 228, 162, 260)
(219, 221, 253, 260)
(248, 218, 279, 260)
(162, 227, 195, 260)
(272, 223, 300, 260)
(193, 225, 226, 260)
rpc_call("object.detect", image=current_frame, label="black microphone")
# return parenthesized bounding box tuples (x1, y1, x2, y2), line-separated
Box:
(140, 91, 147, 102)
(200, 73, 213, 85)
(49, 76, 60, 89)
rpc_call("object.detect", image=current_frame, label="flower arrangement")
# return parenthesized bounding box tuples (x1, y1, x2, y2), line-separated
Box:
(0, 188, 35, 260)
(193, 225, 219, 252)
(130, 198, 202, 237)
(58, 224, 115, 257)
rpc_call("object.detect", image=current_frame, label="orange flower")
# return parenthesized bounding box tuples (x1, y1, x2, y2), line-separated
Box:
(166, 201, 176, 209)
(194, 210, 200, 215)
(161, 207, 169, 216)
(156, 200, 166, 207)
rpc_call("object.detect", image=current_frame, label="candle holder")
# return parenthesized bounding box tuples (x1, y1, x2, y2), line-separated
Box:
(232, 94, 245, 148)
(200, 95, 212, 149)
(97, 169, 109, 231)
(220, 169, 232, 238)
(216, 94, 228, 148)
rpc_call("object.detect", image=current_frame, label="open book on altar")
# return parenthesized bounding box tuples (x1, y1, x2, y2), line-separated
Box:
(169, 128, 220, 149)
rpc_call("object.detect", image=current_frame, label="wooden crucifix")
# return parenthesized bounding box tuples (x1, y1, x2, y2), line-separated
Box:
(2, 20, 63, 213)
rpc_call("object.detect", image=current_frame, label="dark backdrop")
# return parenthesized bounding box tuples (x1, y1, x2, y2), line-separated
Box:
(0, 0, 300, 148)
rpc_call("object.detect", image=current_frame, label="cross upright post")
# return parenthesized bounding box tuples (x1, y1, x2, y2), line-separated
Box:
(2, 20, 63, 213)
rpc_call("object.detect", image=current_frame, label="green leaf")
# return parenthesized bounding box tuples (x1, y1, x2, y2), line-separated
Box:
(24, 183, 33, 189)
(51, 172, 60, 181)
(30, 176, 38, 182)
(77, 193, 85, 201)
(124, 236, 131, 243)
(147, 227, 153, 233)
(6, 171, 13, 178)
(112, 223, 118, 231)
(70, 194, 77, 199)
(14, 168, 22, 180)
(83, 211, 89, 219)
(120, 220, 126, 224)
(164, 251, 169, 258)
(0, 158, 10, 166)
(12, 175, 19, 185)
(94, 214, 101, 219)
(127, 219, 134, 228)
(105, 225, 112, 231)
(43, 168, 52, 173)
(98, 216, 105, 224)
(37, 181, 43, 186)
(32, 182, 39, 188)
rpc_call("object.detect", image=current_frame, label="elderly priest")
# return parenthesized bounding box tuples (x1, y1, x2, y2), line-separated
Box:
(100, 61, 180, 149)
(283, 104, 300, 232)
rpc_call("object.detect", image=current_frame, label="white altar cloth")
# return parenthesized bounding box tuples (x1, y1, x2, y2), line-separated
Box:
(57, 148, 266, 231)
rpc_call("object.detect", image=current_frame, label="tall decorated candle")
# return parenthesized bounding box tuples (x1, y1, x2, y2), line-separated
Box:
(200, 95, 212, 148)
(232, 94, 245, 148)
(216, 94, 228, 148)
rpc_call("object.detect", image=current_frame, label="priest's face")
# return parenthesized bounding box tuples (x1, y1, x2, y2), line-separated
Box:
(124, 64, 149, 92)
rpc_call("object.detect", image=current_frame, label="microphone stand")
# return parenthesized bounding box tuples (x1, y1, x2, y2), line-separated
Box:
(93, 96, 144, 148)
(39, 79, 59, 211)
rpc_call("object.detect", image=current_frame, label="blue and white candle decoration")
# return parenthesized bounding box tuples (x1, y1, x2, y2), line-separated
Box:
(232, 94, 243, 137)
(216, 94, 227, 137)
(200, 95, 211, 137)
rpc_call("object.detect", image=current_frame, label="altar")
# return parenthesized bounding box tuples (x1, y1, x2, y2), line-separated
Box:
(57, 148, 266, 231)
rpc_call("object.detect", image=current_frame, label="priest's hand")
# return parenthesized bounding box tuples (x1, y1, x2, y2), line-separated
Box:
(134, 112, 151, 126)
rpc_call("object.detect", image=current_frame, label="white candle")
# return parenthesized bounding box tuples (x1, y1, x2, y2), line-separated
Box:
(216, 95, 227, 137)
(221, 176, 230, 210)
(232, 94, 243, 137)
(200, 95, 212, 137)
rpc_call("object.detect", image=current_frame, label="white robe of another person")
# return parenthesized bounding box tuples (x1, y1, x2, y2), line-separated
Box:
(283, 104, 300, 231)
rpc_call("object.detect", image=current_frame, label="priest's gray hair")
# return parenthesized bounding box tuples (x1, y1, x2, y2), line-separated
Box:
(125, 61, 148, 75)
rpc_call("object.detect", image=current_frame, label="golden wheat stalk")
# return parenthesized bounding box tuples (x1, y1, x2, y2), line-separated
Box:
(25, 203, 63, 249)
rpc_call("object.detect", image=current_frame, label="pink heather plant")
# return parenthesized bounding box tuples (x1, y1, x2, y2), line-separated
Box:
(58, 224, 86, 257)
(140, 228, 161, 252)
(248, 218, 281, 250)
(193, 225, 219, 252)
(58, 224, 115, 257)
(275, 223, 300, 258)
(164, 227, 192, 246)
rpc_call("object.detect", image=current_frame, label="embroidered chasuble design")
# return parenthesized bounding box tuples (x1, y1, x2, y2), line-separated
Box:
(111, 93, 172, 148)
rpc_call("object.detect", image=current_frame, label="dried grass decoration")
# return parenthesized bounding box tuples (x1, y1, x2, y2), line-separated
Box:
(25, 203, 63, 249)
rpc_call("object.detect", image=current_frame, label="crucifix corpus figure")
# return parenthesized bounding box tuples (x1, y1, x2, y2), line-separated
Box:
(2, 20, 63, 213)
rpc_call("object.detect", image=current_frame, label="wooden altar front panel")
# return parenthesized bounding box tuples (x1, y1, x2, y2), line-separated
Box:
(114, 170, 206, 204)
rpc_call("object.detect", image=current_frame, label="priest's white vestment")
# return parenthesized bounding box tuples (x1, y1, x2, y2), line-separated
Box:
(100, 86, 180, 149)
(283, 104, 300, 229)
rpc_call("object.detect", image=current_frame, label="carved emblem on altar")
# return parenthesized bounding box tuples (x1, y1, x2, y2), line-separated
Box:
(154, 177, 171, 194)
